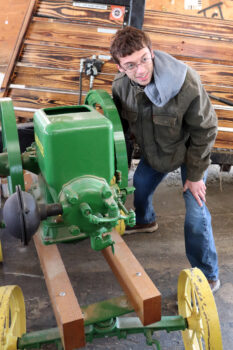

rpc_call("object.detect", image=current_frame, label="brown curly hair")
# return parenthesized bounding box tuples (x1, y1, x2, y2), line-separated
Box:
(110, 26, 152, 65)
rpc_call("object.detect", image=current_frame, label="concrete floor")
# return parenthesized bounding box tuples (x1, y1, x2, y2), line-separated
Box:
(0, 164, 232, 350)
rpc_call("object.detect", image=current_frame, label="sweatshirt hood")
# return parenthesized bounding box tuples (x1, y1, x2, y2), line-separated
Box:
(145, 50, 187, 107)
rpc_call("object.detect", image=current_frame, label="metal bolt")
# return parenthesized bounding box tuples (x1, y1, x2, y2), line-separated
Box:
(59, 292, 66, 297)
(69, 196, 79, 205)
(65, 189, 79, 204)
(136, 272, 142, 277)
(102, 186, 112, 199)
(24, 208, 30, 214)
(69, 225, 80, 236)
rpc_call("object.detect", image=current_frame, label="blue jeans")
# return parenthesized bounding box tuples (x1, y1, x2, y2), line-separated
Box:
(133, 158, 219, 280)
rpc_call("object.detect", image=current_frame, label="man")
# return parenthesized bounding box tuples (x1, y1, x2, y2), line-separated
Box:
(110, 26, 220, 292)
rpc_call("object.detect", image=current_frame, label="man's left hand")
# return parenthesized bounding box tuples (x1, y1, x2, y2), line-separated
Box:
(183, 179, 206, 207)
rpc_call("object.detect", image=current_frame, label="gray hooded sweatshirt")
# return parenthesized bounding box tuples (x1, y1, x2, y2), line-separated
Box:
(145, 50, 187, 107)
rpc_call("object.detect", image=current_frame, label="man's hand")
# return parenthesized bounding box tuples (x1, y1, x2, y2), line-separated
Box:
(183, 179, 206, 207)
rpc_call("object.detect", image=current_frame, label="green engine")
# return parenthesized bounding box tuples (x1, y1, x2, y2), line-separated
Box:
(1, 90, 135, 251)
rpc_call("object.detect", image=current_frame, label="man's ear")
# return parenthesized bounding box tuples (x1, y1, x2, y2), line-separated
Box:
(150, 48, 154, 59)
(117, 64, 124, 73)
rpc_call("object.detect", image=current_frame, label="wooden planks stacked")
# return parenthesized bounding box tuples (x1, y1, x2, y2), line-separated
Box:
(5, 0, 125, 119)
(0, 0, 32, 74)
(0, 0, 36, 95)
(3, 2, 233, 149)
(145, 0, 233, 21)
(143, 10, 233, 150)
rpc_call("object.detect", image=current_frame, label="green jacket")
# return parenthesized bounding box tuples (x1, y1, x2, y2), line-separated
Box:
(112, 66, 217, 182)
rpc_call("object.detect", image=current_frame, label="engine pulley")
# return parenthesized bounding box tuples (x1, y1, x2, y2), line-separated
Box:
(3, 185, 62, 245)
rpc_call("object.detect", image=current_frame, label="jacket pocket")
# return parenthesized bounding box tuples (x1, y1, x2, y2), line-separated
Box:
(152, 114, 177, 127)
(152, 114, 184, 148)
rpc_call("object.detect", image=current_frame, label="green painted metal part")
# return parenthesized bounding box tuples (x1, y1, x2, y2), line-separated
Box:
(0, 98, 24, 193)
(17, 314, 187, 349)
(57, 175, 135, 250)
(85, 90, 128, 189)
(32, 101, 135, 249)
(0, 152, 9, 176)
(32, 172, 135, 248)
(34, 104, 115, 196)
(0, 96, 135, 250)
(59, 175, 117, 251)
(0, 148, 39, 177)
(39, 219, 88, 245)
(21, 145, 40, 174)
(82, 295, 134, 325)
(17, 328, 62, 349)
(34, 175, 135, 248)
(17, 294, 187, 348)
(86, 315, 187, 348)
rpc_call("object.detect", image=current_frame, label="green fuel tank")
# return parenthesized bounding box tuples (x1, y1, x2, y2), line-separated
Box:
(34, 104, 115, 197)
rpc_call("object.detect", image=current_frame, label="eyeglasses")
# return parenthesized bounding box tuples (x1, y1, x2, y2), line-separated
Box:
(121, 54, 153, 72)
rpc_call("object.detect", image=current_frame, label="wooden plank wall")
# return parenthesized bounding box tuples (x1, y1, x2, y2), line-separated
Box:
(0, 0, 32, 88)
(143, 10, 233, 149)
(5, 0, 128, 119)
(1, 0, 233, 150)
(146, 0, 233, 21)
(0, 0, 37, 97)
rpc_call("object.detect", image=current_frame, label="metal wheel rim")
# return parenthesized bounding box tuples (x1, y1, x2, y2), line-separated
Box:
(178, 268, 223, 350)
(0, 285, 26, 350)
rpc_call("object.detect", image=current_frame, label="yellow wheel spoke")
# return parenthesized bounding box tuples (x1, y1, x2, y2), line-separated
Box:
(190, 330, 195, 343)
(191, 285, 198, 313)
(197, 332, 204, 350)
(184, 295, 193, 312)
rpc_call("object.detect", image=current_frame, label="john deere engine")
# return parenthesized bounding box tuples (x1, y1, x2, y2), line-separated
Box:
(1, 90, 135, 251)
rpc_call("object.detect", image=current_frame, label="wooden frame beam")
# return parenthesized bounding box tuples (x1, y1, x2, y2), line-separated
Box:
(102, 230, 161, 326)
(33, 231, 85, 350)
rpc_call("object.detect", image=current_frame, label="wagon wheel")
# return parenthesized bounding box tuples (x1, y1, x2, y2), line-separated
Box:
(0, 98, 25, 194)
(178, 268, 223, 350)
(0, 285, 26, 350)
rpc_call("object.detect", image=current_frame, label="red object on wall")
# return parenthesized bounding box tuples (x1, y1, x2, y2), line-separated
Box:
(110, 5, 125, 23)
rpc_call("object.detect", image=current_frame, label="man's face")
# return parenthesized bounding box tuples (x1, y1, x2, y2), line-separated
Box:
(117, 47, 154, 86)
